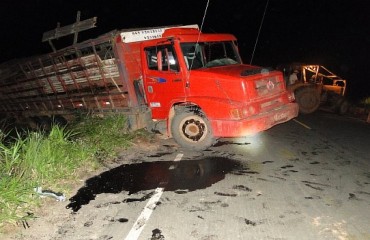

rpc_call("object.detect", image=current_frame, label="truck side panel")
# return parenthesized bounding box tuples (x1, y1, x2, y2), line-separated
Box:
(0, 36, 133, 124)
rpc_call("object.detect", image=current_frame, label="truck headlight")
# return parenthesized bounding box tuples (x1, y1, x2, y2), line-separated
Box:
(231, 107, 254, 119)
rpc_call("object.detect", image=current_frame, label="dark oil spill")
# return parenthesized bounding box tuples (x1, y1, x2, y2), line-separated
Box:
(268, 175, 287, 181)
(262, 160, 274, 164)
(214, 192, 237, 197)
(95, 201, 121, 208)
(67, 157, 245, 212)
(111, 218, 128, 223)
(212, 141, 250, 147)
(123, 192, 154, 203)
(244, 218, 257, 226)
(162, 144, 176, 147)
(151, 228, 165, 240)
(304, 184, 323, 191)
(233, 170, 259, 175)
(305, 196, 321, 200)
(281, 165, 294, 169)
(285, 170, 299, 173)
(302, 180, 330, 187)
(148, 152, 173, 158)
(348, 193, 358, 200)
(233, 185, 252, 192)
(84, 221, 93, 227)
(104, 216, 129, 223)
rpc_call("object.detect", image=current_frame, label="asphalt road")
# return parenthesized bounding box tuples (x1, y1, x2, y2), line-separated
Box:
(7, 111, 370, 240)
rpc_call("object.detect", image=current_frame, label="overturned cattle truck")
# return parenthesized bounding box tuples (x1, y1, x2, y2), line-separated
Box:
(0, 15, 298, 150)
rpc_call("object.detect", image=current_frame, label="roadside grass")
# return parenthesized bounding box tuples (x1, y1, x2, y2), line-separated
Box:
(0, 114, 135, 230)
(71, 114, 133, 161)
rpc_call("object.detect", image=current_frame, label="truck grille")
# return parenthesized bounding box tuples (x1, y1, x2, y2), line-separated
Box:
(255, 76, 283, 97)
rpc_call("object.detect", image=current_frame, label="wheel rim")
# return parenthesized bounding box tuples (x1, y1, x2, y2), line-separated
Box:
(179, 115, 208, 143)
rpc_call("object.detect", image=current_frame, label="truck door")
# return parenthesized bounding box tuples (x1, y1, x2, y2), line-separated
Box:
(143, 44, 185, 119)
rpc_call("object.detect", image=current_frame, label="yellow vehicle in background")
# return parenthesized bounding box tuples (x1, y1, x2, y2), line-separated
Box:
(279, 64, 349, 114)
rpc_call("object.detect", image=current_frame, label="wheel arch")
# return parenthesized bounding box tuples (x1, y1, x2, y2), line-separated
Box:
(169, 103, 215, 150)
(168, 102, 204, 137)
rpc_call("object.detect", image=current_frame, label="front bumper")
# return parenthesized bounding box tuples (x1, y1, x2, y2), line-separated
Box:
(211, 102, 299, 137)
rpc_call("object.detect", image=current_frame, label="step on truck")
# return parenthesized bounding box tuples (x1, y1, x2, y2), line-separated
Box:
(0, 18, 299, 150)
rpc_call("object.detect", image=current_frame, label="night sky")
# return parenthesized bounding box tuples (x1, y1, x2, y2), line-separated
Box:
(1, 0, 369, 101)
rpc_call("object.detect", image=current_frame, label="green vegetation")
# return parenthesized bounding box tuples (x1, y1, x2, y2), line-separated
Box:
(0, 114, 134, 228)
(72, 114, 133, 161)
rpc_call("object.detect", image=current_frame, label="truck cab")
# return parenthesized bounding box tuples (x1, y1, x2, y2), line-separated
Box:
(117, 26, 299, 149)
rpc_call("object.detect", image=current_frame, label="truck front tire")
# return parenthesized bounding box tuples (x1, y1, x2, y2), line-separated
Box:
(171, 109, 215, 150)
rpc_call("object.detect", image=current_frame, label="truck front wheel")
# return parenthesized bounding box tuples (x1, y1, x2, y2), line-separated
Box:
(171, 109, 215, 150)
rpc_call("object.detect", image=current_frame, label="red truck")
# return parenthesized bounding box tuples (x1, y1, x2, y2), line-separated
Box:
(0, 23, 298, 150)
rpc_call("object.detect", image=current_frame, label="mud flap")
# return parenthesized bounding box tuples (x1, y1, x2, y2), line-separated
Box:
(127, 108, 152, 131)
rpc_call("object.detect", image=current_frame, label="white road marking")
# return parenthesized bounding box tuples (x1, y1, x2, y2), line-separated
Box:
(293, 119, 311, 130)
(124, 153, 183, 240)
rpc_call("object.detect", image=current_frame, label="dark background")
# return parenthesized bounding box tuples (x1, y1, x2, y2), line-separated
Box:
(0, 0, 369, 102)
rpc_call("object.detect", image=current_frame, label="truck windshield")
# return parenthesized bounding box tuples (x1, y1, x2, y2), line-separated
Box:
(181, 41, 241, 70)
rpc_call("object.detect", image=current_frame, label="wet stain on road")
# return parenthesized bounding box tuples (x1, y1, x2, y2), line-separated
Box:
(84, 221, 93, 227)
(212, 141, 250, 147)
(214, 192, 238, 197)
(348, 193, 359, 200)
(67, 157, 245, 212)
(268, 175, 287, 181)
(244, 218, 257, 226)
(151, 228, 165, 240)
(262, 161, 274, 164)
(95, 201, 121, 208)
(233, 185, 252, 192)
(284, 170, 299, 173)
(115, 218, 128, 223)
(233, 170, 259, 175)
(123, 192, 154, 203)
(104, 216, 129, 223)
(256, 177, 270, 182)
(302, 180, 330, 187)
(281, 165, 294, 169)
(148, 152, 173, 158)
(304, 184, 324, 191)
(304, 196, 321, 200)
